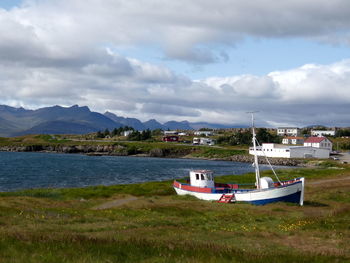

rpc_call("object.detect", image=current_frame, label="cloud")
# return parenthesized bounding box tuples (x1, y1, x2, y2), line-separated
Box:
(142, 103, 201, 117)
(1, 47, 350, 125)
(0, 1, 350, 126)
(2, 0, 350, 64)
(269, 61, 350, 103)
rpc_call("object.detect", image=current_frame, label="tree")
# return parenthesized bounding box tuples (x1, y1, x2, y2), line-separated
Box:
(336, 129, 350, 137)
(141, 129, 152, 140)
(256, 128, 280, 143)
(103, 128, 110, 137)
(151, 129, 163, 136)
(128, 130, 141, 141)
(111, 128, 119, 137)
(216, 131, 252, 145)
(96, 130, 104, 138)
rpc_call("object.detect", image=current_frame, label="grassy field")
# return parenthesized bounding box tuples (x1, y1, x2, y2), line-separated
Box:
(0, 134, 248, 158)
(0, 161, 349, 262)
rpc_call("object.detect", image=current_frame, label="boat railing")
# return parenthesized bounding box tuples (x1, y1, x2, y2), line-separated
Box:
(275, 177, 303, 187)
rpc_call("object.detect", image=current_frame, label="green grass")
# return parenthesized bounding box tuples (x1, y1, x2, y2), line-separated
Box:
(0, 237, 346, 263)
(0, 180, 174, 200)
(0, 165, 349, 262)
(0, 135, 249, 159)
(190, 147, 246, 158)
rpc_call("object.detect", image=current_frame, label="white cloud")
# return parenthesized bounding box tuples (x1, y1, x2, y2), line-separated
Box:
(1, 54, 350, 126)
(2, 0, 350, 64)
(0, 1, 350, 126)
(269, 60, 350, 103)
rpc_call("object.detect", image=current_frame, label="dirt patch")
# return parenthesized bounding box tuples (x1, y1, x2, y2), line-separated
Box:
(92, 196, 138, 210)
(308, 176, 350, 185)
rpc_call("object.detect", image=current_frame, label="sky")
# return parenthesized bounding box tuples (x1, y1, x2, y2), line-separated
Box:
(0, 0, 350, 127)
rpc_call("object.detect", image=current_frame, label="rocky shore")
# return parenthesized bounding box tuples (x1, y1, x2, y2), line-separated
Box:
(0, 144, 130, 155)
(0, 144, 305, 166)
(227, 154, 303, 166)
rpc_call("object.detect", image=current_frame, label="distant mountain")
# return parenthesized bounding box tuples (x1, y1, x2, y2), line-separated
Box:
(104, 111, 146, 130)
(143, 119, 165, 130)
(189, 122, 249, 130)
(164, 121, 193, 130)
(0, 116, 21, 136)
(0, 105, 122, 137)
(14, 121, 100, 136)
(0, 104, 248, 137)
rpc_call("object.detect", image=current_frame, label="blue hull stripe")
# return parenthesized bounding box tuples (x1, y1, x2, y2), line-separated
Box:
(248, 191, 302, 205)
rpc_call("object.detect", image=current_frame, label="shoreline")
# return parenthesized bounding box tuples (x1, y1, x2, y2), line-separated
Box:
(0, 145, 304, 167)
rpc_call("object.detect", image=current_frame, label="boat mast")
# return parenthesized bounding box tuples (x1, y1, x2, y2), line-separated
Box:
(249, 112, 261, 189)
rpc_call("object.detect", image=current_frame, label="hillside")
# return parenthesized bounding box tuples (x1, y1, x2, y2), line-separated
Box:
(0, 104, 247, 137)
(0, 105, 122, 137)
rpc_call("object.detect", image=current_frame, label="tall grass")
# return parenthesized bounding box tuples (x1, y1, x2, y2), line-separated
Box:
(0, 165, 349, 262)
(0, 236, 345, 263)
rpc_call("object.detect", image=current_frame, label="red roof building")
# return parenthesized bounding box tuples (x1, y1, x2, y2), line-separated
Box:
(162, 135, 179, 142)
(304, 137, 332, 150)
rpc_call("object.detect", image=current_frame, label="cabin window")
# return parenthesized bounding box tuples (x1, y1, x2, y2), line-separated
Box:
(201, 174, 204, 180)
(196, 174, 199, 180)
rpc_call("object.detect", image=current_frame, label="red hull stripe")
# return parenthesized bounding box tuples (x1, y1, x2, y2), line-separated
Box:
(181, 184, 212, 193)
(173, 181, 212, 193)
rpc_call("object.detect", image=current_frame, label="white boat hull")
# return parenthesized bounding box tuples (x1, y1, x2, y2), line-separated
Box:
(173, 178, 304, 206)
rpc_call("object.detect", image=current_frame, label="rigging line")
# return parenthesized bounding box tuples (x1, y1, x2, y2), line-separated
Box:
(254, 138, 282, 183)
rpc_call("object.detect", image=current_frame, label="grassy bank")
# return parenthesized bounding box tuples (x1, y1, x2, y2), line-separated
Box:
(0, 134, 247, 158)
(0, 161, 349, 262)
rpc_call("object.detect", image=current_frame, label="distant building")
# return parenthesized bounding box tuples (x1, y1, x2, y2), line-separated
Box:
(123, 130, 134, 136)
(277, 127, 300, 137)
(163, 135, 179, 142)
(178, 132, 187, 136)
(249, 143, 330, 159)
(282, 136, 304, 145)
(311, 130, 335, 137)
(304, 137, 332, 151)
(164, 130, 178, 135)
(194, 131, 213, 136)
(193, 137, 215, 146)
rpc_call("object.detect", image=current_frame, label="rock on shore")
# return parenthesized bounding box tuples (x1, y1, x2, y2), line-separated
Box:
(228, 154, 302, 166)
(0, 145, 302, 166)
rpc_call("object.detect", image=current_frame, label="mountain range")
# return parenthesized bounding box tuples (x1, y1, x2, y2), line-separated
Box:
(0, 105, 245, 137)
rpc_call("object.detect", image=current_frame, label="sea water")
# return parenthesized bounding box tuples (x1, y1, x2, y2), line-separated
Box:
(0, 151, 278, 191)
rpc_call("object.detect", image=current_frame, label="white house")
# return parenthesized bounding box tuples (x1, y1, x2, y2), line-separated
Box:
(311, 130, 335, 137)
(200, 137, 215, 146)
(193, 137, 215, 146)
(277, 127, 300, 137)
(123, 130, 134, 136)
(249, 143, 330, 159)
(178, 132, 187, 136)
(194, 131, 213, 136)
(282, 137, 304, 145)
(304, 137, 332, 151)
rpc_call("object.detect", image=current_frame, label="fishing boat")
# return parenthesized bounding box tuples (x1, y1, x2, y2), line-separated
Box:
(173, 113, 305, 205)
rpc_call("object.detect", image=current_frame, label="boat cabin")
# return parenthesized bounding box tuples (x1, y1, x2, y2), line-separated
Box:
(260, 177, 274, 189)
(189, 170, 214, 188)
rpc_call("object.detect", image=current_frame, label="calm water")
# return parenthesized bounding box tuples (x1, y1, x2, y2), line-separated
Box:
(0, 152, 275, 191)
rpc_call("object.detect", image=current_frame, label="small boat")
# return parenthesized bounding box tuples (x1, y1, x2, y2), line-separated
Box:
(173, 113, 305, 205)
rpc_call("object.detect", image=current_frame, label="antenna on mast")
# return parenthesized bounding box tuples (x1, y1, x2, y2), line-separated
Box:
(246, 111, 261, 189)
(246, 111, 259, 131)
